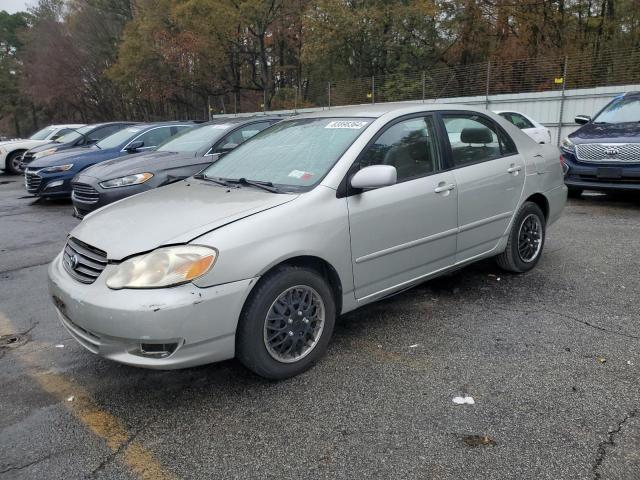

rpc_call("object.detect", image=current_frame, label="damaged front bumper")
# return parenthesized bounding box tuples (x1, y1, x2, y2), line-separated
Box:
(48, 252, 258, 369)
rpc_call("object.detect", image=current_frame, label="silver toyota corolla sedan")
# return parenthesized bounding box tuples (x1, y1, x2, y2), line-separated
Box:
(48, 104, 567, 379)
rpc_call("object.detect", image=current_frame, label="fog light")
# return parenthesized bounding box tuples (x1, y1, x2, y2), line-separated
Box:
(138, 342, 178, 358)
(44, 180, 64, 189)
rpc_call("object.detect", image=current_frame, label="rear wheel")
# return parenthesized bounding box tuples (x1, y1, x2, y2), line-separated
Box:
(5, 150, 25, 175)
(496, 201, 546, 273)
(567, 187, 583, 198)
(236, 265, 336, 379)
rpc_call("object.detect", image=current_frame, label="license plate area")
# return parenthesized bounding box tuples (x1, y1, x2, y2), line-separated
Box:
(597, 167, 623, 179)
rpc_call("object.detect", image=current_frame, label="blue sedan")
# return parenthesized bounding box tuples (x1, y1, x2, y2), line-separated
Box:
(24, 122, 194, 199)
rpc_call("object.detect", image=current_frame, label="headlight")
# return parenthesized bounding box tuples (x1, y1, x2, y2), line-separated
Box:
(105, 245, 217, 289)
(41, 164, 73, 173)
(560, 137, 575, 153)
(100, 172, 154, 189)
(34, 148, 58, 159)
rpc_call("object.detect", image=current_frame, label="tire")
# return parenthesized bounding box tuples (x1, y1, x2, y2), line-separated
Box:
(5, 150, 26, 175)
(496, 201, 546, 273)
(567, 187, 583, 198)
(236, 265, 336, 380)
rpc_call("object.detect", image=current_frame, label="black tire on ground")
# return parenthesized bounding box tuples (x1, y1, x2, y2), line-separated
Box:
(236, 265, 336, 380)
(567, 187, 583, 198)
(5, 150, 25, 175)
(496, 201, 546, 273)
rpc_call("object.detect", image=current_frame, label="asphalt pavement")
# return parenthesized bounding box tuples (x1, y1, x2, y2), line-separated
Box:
(0, 175, 639, 480)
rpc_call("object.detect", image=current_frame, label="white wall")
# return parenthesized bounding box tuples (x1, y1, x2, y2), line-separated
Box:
(216, 84, 640, 146)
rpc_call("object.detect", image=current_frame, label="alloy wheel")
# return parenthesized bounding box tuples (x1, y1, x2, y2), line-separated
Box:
(263, 285, 325, 363)
(517, 213, 543, 263)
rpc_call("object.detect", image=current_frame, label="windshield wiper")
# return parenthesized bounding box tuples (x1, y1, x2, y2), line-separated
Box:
(193, 174, 236, 188)
(226, 177, 280, 193)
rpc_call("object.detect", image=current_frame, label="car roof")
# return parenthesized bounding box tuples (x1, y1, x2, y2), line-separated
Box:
(49, 124, 86, 129)
(126, 122, 194, 130)
(291, 102, 491, 120)
(85, 121, 138, 128)
(206, 116, 282, 125)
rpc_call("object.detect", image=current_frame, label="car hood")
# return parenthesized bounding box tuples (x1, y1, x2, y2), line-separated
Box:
(569, 122, 640, 143)
(82, 151, 197, 179)
(0, 139, 23, 146)
(71, 179, 298, 260)
(1, 139, 50, 149)
(28, 146, 111, 168)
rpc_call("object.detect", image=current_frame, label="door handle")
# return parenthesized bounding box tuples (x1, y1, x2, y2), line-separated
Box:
(434, 183, 456, 193)
(507, 165, 522, 174)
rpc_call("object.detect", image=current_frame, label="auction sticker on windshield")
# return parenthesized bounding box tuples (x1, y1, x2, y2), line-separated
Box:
(288, 170, 314, 180)
(325, 120, 368, 129)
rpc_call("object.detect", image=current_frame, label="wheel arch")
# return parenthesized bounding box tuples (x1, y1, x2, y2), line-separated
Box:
(256, 255, 343, 315)
(524, 192, 549, 221)
(4, 148, 27, 173)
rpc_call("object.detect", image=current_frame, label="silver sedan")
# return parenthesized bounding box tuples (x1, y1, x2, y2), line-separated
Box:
(48, 103, 567, 379)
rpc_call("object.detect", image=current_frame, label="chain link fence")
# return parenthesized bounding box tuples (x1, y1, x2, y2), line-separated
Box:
(210, 47, 640, 116)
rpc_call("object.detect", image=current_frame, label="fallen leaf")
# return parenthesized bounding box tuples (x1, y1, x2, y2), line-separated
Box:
(463, 435, 495, 447)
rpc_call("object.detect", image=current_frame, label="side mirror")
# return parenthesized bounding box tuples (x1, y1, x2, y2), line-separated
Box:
(125, 140, 144, 152)
(350, 165, 397, 190)
(86, 138, 98, 145)
(574, 115, 591, 125)
(219, 142, 238, 152)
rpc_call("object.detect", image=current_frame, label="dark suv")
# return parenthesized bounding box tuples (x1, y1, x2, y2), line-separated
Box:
(561, 92, 640, 197)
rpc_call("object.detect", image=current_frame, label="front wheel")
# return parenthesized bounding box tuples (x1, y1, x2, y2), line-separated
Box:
(236, 266, 336, 379)
(5, 150, 25, 175)
(496, 202, 546, 273)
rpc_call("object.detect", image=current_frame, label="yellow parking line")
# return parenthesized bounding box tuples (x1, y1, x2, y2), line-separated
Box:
(0, 312, 175, 480)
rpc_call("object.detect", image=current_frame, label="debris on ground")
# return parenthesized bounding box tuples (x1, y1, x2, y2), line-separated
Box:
(409, 344, 419, 348)
(55, 344, 64, 348)
(452, 395, 475, 405)
(66, 396, 75, 402)
(463, 435, 495, 447)
(597, 356, 606, 364)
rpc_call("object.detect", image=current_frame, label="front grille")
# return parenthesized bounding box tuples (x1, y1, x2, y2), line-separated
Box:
(62, 237, 108, 284)
(24, 171, 42, 193)
(72, 183, 100, 204)
(576, 143, 640, 163)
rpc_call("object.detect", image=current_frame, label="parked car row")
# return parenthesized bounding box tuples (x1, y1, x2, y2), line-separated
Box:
(25, 122, 195, 202)
(71, 117, 279, 217)
(46, 103, 568, 379)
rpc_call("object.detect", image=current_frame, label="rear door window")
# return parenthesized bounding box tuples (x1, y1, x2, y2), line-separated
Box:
(442, 114, 516, 167)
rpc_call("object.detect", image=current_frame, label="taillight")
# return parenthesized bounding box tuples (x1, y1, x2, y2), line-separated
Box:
(559, 154, 569, 175)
